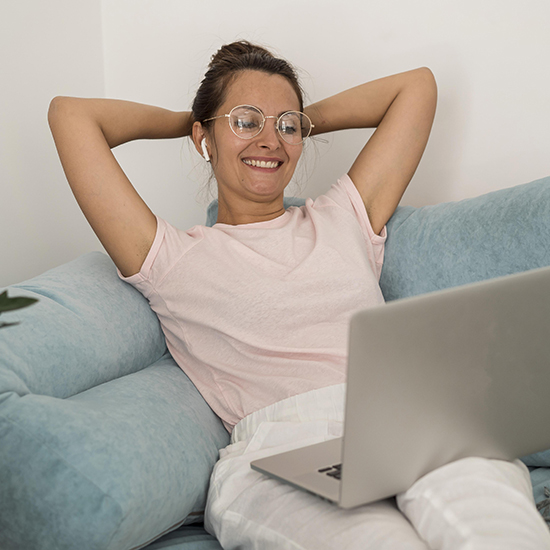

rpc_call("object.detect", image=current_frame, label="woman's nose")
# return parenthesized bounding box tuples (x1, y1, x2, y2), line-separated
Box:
(256, 120, 282, 149)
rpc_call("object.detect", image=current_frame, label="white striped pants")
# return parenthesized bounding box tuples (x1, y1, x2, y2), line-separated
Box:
(205, 384, 550, 550)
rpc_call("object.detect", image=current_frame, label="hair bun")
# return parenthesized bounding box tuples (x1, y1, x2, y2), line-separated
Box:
(209, 40, 274, 68)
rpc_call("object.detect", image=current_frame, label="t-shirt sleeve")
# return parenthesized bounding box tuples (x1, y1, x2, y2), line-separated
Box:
(314, 173, 387, 278)
(117, 216, 199, 298)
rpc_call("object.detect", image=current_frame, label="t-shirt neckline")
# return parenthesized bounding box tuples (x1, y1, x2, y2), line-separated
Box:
(213, 208, 292, 229)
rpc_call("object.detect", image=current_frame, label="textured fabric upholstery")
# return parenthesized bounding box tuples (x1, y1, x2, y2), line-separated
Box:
(0, 253, 229, 550)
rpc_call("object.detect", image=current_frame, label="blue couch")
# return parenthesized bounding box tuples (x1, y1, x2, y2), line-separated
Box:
(1, 176, 549, 550)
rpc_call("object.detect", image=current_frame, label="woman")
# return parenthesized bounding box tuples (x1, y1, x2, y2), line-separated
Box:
(48, 41, 549, 549)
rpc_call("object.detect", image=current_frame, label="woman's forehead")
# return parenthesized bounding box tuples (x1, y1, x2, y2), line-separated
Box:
(220, 70, 301, 114)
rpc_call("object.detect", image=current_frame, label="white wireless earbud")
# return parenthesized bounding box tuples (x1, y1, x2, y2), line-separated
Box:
(201, 138, 210, 162)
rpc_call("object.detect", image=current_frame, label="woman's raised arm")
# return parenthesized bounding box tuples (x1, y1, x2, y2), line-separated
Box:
(305, 68, 437, 235)
(48, 97, 193, 276)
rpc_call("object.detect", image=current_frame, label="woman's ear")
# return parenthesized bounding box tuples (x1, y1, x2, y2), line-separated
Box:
(192, 122, 210, 161)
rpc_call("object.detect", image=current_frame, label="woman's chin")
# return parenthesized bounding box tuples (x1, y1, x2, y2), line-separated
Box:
(244, 177, 287, 199)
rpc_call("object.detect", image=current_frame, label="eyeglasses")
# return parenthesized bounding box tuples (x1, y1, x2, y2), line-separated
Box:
(203, 104, 314, 145)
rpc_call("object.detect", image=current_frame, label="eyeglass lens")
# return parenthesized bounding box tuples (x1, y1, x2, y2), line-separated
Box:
(230, 106, 311, 144)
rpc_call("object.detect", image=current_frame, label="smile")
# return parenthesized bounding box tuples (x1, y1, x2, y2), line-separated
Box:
(242, 159, 282, 169)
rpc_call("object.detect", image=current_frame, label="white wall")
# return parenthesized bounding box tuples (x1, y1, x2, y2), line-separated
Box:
(3, 0, 550, 286)
(1, 0, 105, 287)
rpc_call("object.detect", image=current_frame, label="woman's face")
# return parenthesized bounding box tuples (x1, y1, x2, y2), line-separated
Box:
(204, 70, 303, 215)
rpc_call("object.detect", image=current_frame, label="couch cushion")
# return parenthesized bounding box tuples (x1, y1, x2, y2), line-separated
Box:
(528, 467, 550, 528)
(380, 176, 550, 301)
(0, 253, 230, 550)
(145, 524, 222, 550)
(1, 251, 167, 398)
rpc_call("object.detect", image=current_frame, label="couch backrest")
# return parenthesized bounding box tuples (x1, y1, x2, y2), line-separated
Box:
(381, 176, 550, 301)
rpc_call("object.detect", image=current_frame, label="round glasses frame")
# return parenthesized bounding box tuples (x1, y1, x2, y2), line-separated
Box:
(202, 104, 314, 145)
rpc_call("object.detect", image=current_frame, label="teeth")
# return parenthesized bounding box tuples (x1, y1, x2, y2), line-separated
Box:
(243, 159, 280, 169)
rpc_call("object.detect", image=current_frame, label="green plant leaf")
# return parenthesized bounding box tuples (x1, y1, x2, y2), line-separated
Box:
(0, 291, 39, 313)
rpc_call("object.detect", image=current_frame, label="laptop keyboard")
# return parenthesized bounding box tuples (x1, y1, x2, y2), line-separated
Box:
(318, 463, 342, 480)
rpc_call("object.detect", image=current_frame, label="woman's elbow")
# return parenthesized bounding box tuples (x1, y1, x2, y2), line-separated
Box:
(48, 96, 84, 127)
(414, 68, 438, 107)
(48, 96, 69, 128)
(417, 67, 437, 89)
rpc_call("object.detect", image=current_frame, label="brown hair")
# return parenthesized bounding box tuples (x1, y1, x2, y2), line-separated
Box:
(192, 41, 304, 126)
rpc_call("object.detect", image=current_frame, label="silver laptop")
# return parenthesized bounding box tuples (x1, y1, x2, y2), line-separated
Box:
(251, 265, 550, 508)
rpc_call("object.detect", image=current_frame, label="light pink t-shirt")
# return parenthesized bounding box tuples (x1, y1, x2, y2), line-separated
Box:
(120, 174, 386, 431)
